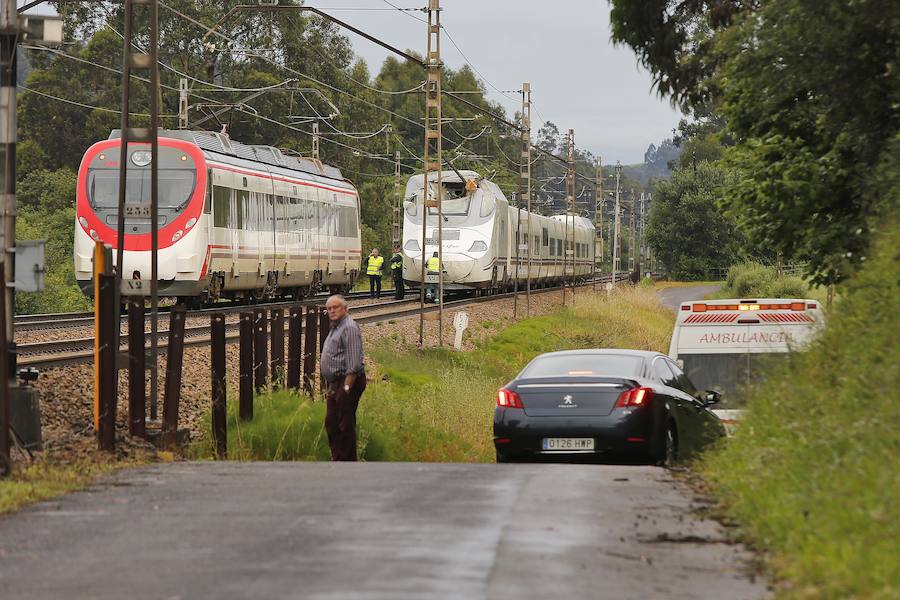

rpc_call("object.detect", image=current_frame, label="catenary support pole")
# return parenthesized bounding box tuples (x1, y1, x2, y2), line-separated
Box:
(594, 160, 602, 290)
(303, 307, 318, 396)
(253, 308, 267, 392)
(521, 83, 532, 317)
(419, 0, 442, 347)
(0, 0, 17, 352)
(0, 264, 8, 476)
(564, 129, 576, 304)
(98, 273, 117, 452)
(318, 307, 329, 392)
(613, 162, 622, 288)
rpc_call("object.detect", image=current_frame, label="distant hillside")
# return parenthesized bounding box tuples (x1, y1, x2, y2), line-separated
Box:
(622, 139, 682, 186)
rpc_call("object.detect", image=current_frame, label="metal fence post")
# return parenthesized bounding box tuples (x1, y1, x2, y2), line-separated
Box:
(318, 307, 330, 392)
(161, 306, 186, 450)
(127, 297, 146, 439)
(239, 312, 253, 421)
(270, 308, 284, 389)
(0, 264, 8, 476)
(287, 306, 302, 390)
(98, 273, 117, 452)
(302, 307, 318, 396)
(211, 313, 226, 459)
(253, 308, 267, 392)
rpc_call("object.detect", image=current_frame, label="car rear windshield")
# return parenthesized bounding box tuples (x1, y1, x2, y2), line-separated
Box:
(520, 354, 643, 378)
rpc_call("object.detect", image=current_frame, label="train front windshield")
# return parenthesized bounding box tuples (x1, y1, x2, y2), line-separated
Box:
(88, 169, 197, 210)
(404, 182, 473, 219)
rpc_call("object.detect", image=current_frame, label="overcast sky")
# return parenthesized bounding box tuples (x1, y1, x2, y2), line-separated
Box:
(313, 0, 682, 164)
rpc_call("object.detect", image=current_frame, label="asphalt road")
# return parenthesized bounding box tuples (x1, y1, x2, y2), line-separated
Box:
(657, 285, 722, 311)
(0, 462, 766, 600)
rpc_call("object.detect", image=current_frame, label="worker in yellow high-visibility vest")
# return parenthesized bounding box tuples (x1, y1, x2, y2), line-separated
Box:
(390, 245, 404, 300)
(425, 251, 440, 303)
(366, 248, 385, 299)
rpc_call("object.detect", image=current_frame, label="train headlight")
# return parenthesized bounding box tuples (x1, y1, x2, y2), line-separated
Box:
(185, 218, 196, 229)
(171, 230, 183, 242)
(89, 229, 100, 240)
(131, 150, 152, 167)
(79, 216, 88, 228)
(468, 240, 488, 252)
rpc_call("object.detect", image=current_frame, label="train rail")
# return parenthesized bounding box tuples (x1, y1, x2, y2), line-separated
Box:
(12, 290, 387, 333)
(17, 274, 637, 369)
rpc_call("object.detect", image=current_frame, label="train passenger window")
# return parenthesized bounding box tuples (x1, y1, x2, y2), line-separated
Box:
(542, 228, 549, 247)
(534, 235, 539, 254)
(212, 186, 231, 227)
(557, 239, 562, 256)
(549, 239, 555, 256)
(237, 190, 251, 231)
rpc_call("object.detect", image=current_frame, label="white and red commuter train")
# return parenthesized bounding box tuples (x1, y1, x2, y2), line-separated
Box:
(74, 130, 362, 303)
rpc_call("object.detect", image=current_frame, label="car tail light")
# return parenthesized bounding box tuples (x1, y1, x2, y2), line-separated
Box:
(497, 388, 523, 409)
(615, 386, 653, 408)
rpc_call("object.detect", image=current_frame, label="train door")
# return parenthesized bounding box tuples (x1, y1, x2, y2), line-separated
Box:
(226, 188, 240, 277)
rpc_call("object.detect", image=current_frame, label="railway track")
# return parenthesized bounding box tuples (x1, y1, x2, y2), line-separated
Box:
(17, 274, 635, 369)
(12, 290, 384, 333)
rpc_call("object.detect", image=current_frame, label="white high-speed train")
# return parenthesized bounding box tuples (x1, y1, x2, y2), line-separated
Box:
(74, 130, 362, 303)
(401, 170, 595, 291)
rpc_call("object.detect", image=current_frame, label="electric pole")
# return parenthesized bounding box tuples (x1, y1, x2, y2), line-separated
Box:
(629, 188, 636, 274)
(612, 162, 622, 288)
(564, 129, 575, 305)
(520, 82, 532, 318)
(594, 159, 602, 289)
(392, 150, 401, 249)
(419, 0, 442, 347)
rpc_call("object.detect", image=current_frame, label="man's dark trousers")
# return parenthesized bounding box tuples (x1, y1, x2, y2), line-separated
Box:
(324, 373, 367, 461)
(368, 275, 381, 298)
(393, 270, 404, 299)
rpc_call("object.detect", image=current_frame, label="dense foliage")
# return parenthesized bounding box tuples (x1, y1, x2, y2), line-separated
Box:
(645, 162, 745, 279)
(702, 219, 900, 598)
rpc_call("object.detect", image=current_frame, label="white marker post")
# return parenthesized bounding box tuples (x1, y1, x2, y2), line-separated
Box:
(453, 311, 469, 351)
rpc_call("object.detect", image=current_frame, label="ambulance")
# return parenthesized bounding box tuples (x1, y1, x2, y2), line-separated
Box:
(668, 298, 825, 431)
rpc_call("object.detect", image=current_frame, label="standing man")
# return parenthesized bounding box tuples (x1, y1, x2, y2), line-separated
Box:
(390, 245, 404, 300)
(365, 248, 384, 299)
(426, 251, 440, 303)
(321, 295, 367, 461)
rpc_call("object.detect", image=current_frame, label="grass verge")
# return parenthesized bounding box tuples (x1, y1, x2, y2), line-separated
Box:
(189, 285, 674, 463)
(0, 461, 116, 515)
(700, 219, 899, 598)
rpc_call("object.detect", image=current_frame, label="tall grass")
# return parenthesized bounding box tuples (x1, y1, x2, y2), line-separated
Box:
(717, 262, 819, 300)
(190, 286, 674, 463)
(701, 219, 900, 598)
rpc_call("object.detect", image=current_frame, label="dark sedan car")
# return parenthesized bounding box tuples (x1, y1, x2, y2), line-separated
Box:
(493, 350, 725, 464)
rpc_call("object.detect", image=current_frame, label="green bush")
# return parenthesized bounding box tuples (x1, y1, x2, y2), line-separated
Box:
(731, 262, 773, 296)
(702, 217, 900, 598)
(766, 276, 807, 299)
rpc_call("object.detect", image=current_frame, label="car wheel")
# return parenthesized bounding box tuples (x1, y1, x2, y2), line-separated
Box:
(662, 422, 678, 467)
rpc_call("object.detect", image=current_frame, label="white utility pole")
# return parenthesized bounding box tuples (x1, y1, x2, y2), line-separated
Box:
(0, 0, 16, 343)
(520, 82, 532, 318)
(564, 129, 575, 305)
(612, 162, 622, 287)
(312, 122, 320, 160)
(392, 150, 401, 248)
(593, 159, 602, 289)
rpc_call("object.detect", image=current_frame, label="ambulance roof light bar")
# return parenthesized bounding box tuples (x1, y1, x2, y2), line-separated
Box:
(690, 302, 808, 312)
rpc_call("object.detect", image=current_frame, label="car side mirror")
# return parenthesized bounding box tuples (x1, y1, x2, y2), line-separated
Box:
(703, 390, 721, 406)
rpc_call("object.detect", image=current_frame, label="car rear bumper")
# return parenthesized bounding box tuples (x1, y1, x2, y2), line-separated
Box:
(493, 407, 659, 460)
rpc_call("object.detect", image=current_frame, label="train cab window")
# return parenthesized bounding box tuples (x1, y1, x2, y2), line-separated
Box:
(479, 194, 495, 217)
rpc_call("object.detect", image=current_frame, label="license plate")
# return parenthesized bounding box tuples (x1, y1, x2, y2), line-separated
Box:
(542, 438, 595, 451)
